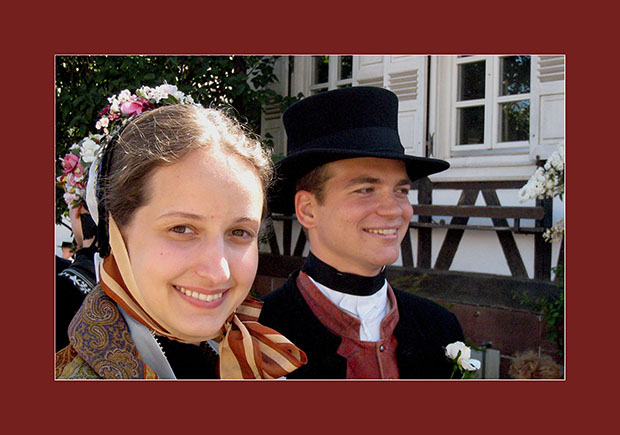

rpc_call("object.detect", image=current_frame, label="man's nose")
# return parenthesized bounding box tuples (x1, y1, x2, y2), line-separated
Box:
(376, 192, 406, 217)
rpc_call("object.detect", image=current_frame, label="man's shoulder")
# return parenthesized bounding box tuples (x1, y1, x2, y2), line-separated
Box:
(391, 286, 463, 341)
(392, 286, 458, 321)
(392, 287, 448, 313)
(260, 271, 300, 305)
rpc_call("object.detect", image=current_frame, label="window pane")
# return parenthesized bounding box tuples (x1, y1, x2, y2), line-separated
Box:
(339, 55, 352, 80)
(313, 56, 329, 84)
(458, 61, 485, 101)
(457, 106, 484, 145)
(500, 56, 530, 96)
(499, 100, 529, 142)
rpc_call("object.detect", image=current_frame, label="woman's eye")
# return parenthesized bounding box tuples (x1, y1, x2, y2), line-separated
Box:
(231, 228, 255, 239)
(397, 187, 411, 195)
(170, 225, 194, 235)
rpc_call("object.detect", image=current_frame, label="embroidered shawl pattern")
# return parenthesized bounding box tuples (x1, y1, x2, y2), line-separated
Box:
(56, 286, 157, 379)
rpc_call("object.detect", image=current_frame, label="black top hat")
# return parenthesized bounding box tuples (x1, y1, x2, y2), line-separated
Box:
(268, 86, 449, 214)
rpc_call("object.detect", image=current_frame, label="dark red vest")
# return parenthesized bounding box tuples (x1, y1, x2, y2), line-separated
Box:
(297, 271, 400, 379)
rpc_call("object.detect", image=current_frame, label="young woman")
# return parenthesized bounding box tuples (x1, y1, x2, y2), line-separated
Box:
(56, 103, 306, 379)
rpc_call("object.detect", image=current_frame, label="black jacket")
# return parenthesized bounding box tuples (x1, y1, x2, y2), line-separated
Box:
(56, 246, 97, 351)
(259, 270, 464, 379)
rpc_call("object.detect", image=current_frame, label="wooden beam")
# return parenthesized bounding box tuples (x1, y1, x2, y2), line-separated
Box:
(482, 190, 528, 278)
(413, 204, 544, 220)
(434, 189, 479, 270)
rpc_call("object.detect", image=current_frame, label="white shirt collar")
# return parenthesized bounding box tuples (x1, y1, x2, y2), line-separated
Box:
(307, 275, 390, 342)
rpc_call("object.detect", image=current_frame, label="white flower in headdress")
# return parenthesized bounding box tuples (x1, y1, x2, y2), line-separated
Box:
(117, 89, 133, 104)
(80, 138, 100, 163)
(153, 83, 183, 102)
(96, 117, 109, 131)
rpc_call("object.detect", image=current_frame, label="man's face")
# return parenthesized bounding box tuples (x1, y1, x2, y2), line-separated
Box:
(299, 157, 413, 276)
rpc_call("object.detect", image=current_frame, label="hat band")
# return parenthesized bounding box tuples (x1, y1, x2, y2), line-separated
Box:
(288, 126, 404, 155)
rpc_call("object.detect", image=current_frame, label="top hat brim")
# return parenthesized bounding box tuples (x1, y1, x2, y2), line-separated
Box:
(268, 149, 449, 215)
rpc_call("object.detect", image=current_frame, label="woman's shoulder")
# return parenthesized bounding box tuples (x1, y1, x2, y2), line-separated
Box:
(64, 287, 158, 379)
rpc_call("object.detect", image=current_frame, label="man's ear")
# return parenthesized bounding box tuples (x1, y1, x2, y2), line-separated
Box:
(295, 190, 318, 229)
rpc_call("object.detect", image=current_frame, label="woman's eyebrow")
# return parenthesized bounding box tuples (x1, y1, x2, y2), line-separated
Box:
(233, 216, 261, 226)
(157, 211, 204, 220)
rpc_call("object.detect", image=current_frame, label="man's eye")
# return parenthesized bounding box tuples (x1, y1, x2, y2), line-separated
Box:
(357, 187, 374, 194)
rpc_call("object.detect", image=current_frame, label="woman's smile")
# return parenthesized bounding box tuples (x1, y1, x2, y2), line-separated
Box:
(174, 284, 229, 306)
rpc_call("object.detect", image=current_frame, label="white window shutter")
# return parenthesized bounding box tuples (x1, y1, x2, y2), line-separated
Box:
(529, 55, 565, 160)
(354, 55, 429, 157)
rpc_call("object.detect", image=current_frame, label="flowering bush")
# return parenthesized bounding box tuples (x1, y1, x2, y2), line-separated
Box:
(57, 83, 195, 208)
(519, 146, 565, 243)
(518, 145, 565, 358)
(445, 341, 481, 379)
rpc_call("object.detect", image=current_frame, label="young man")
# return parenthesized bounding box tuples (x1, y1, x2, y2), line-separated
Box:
(259, 86, 465, 379)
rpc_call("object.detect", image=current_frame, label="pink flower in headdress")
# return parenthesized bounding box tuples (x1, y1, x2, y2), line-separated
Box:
(121, 98, 155, 116)
(65, 162, 86, 186)
(61, 153, 80, 174)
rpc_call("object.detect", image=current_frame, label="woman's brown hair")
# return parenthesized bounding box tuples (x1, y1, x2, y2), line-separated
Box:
(102, 104, 273, 229)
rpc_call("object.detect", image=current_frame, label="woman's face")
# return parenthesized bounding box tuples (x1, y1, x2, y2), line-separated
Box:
(122, 147, 264, 343)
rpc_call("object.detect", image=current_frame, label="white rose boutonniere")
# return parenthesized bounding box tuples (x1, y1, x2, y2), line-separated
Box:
(445, 341, 481, 379)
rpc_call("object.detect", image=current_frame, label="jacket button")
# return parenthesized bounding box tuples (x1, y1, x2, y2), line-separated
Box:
(379, 345, 385, 352)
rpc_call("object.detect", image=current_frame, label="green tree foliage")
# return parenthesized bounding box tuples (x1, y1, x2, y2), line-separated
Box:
(55, 55, 289, 225)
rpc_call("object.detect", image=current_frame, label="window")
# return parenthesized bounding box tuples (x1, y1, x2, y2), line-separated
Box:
(310, 55, 353, 94)
(453, 55, 531, 154)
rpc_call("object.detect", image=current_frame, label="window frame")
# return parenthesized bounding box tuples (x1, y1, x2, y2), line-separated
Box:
(309, 55, 353, 94)
(450, 55, 531, 156)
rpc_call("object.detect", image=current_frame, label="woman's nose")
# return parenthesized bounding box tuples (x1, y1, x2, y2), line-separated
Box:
(193, 239, 231, 285)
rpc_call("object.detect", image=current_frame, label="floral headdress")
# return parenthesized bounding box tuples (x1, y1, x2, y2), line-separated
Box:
(57, 83, 196, 209)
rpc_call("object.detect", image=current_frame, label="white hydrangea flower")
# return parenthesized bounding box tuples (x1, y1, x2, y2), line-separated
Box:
(544, 148, 564, 173)
(519, 146, 564, 202)
(543, 219, 565, 243)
